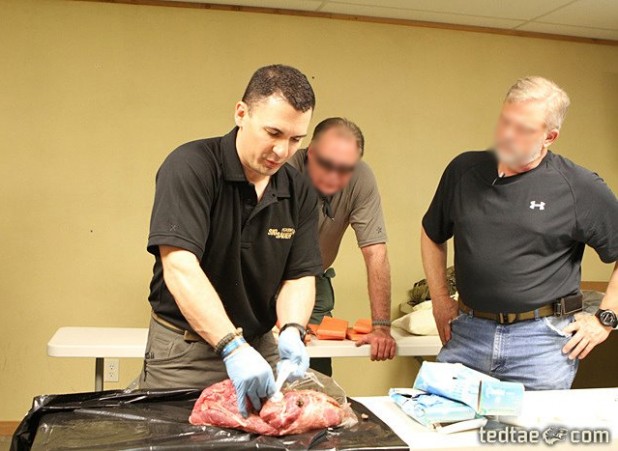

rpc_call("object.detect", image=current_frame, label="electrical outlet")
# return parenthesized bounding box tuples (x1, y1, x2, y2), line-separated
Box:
(104, 358, 119, 382)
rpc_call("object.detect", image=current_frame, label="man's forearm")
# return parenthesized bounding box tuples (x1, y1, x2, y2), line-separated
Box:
(420, 227, 450, 303)
(160, 246, 237, 347)
(276, 276, 316, 327)
(361, 243, 392, 322)
(599, 262, 618, 312)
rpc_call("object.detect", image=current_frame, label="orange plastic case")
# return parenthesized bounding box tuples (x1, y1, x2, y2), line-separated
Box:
(345, 328, 367, 341)
(316, 317, 349, 340)
(352, 318, 372, 334)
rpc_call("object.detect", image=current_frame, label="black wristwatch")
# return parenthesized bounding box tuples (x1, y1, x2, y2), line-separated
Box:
(280, 323, 307, 341)
(595, 309, 618, 329)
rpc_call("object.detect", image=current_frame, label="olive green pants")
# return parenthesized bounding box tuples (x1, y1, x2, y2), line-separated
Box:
(308, 268, 335, 377)
(139, 318, 279, 389)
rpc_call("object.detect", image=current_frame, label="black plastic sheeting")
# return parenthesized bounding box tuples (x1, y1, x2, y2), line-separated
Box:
(11, 388, 408, 450)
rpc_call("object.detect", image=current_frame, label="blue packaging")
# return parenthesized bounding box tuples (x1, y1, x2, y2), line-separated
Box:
(388, 388, 477, 428)
(413, 361, 524, 416)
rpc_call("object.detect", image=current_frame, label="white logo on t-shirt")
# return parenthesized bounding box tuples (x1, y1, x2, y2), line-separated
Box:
(529, 201, 546, 211)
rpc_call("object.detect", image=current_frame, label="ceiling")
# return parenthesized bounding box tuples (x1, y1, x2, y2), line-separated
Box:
(167, 0, 618, 41)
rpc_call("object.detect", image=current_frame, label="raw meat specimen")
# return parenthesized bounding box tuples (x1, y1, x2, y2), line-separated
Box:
(188, 379, 278, 435)
(189, 379, 345, 436)
(259, 386, 343, 435)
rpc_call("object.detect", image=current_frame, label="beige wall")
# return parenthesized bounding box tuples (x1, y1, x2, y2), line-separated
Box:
(1, 0, 617, 421)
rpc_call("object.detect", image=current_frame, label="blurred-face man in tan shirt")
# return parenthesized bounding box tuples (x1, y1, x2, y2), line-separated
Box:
(288, 118, 396, 376)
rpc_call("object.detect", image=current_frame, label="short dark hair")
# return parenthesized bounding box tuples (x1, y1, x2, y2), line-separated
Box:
(242, 64, 315, 113)
(311, 117, 365, 156)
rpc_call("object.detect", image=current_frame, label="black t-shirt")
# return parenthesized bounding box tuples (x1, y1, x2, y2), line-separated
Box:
(423, 150, 618, 313)
(147, 128, 323, 340)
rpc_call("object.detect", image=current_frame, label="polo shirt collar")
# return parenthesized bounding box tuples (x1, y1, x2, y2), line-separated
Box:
(221, 127, 247, 182)
(221, 127, 290, 198)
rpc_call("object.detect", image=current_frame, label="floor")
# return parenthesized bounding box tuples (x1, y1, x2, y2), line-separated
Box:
(0, 436, 11, 451)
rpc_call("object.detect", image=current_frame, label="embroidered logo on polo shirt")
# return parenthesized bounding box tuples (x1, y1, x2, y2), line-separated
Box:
(268, 228, 296, 239)
(529, 201, 546, 211)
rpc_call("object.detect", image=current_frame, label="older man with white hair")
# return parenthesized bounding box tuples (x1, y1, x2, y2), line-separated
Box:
(421, 76, 617, 390)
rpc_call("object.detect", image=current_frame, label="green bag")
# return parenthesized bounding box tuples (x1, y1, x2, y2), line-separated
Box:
(407, 266, 457, 307)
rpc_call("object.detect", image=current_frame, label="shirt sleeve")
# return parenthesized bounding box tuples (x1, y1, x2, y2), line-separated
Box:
(573, 170, 618, 263)
(283, 177, 323, 280)
(147, 142, 217, 259)
(349, 162, 388, 248)
(422, 157, 459, 244)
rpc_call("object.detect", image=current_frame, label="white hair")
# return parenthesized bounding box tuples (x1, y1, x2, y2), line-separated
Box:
(505, 76, 571, 130)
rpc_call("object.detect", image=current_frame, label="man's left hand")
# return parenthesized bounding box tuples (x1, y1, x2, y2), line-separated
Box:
(562, 313, 611, 360)
(355, 327, 396, 361)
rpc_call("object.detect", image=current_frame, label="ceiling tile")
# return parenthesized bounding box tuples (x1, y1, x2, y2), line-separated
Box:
(518, 21, 618, 40)
(324, 0, 574, 20)
(535, 0, 618, 30)
(166, 0, 324, 11)
(320, 2, 525, 28)
(164, 1, 618, 41)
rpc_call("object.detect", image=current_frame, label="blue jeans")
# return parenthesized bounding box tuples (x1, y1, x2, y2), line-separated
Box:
(437, 311, 578, 390)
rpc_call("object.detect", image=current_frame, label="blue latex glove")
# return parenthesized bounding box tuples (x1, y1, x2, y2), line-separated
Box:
(277, 327, 309, 383)
(223, 345, 276, 417)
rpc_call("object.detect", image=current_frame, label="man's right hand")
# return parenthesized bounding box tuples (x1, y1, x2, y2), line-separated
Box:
(224, 344, 276, 417)
(432, 296, 459, 345)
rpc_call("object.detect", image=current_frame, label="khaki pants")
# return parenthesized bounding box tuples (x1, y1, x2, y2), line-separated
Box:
(308, 268, 336, 377)
(139, 318, 279, 389)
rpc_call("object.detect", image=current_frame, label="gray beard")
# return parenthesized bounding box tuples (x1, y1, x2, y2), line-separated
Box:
(521, 146, 542, 166)
(494, 141, 544, 168)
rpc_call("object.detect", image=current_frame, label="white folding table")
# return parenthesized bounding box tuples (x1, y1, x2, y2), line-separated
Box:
(47, 327, 149, 391)
(305, 326, 442, 358)
(48, 326, 442, 391)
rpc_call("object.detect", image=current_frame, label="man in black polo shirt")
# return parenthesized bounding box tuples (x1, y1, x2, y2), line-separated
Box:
(139, 65, 323, 417)
(422, 76, 617, 390)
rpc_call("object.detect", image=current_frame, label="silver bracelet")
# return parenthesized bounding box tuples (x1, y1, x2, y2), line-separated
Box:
(372, 319, 391, 327)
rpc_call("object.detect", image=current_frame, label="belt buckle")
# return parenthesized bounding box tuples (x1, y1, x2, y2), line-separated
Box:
(554, 299, 565, 317)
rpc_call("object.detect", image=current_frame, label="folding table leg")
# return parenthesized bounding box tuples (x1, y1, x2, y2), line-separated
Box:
(95, 358, 104, 391)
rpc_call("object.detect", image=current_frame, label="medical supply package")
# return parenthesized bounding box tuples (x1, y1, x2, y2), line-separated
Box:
(413, 361, 524, 416)
(388, 388, 477, 429)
